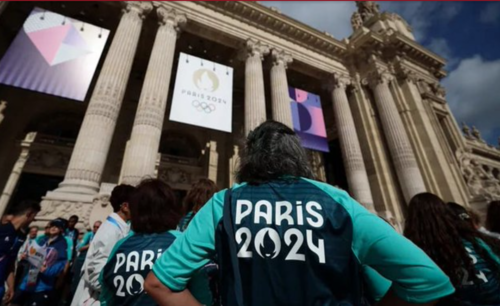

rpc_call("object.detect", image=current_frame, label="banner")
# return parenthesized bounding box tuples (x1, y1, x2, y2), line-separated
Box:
(27, 241, 46, 269)
(289, 87, 329, 152)
(0, 7, 110, 101)
(169, 53, 233, 133)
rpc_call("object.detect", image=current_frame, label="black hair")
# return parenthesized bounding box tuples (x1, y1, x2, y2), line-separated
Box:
(405, 193, 500, 287)
(9, 200, 41, 216)
(129, 179, 181, 234)
(109, 184, 135, 212)
(235, 120, 314, 184)
(69, 215, 79, 221)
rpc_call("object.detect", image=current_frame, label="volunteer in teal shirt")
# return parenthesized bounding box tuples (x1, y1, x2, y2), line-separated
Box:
(145, 121, 455, 306)
(100, 179, 211, 306)
(406, 197, 500, 306)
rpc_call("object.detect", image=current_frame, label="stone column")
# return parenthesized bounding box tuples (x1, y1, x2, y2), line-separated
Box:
(207, 141, 218, 183)
(0, 132, 37, 216)
(367, 70, 426, 202)
(242, 39, 269, 135)
(52, 2, 152, 196)
(229, 145, 240, 187)
(120, 8, 186, 186)
(270, 49, 293, 128)
(330, 75, 374, 210)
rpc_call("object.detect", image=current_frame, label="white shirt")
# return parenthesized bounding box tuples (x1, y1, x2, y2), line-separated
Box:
(71, 213, 129, 306)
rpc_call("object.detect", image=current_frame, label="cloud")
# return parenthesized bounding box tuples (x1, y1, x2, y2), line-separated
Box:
(262, 2, 462, 43)
(426, 38, 458, 68)
(480, 2, 500, 25)
(261, 1, 356, 39)
(443, 55, 500, 144)
(427, 38, 452, 59)
(379, 2, 462, 41)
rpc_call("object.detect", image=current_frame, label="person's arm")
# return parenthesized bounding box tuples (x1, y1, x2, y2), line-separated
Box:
(85, 227, 118, 291)
(40, 258, 66, 277)
(145, 191, 225, 305)
(339, 192, 455, 304)
(4, 263, 15, 303)
(16, 239, 29, 262)
(145, 273, 202, 306)
(65, 236, 73, 260)
(79, 245, 90, 252)
(77, 232, 91, 252)
(376, 290, 437, 306)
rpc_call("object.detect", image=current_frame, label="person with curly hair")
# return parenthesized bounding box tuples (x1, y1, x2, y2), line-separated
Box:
(145, 120, 454, 306)
(405, 194, 500, 305)
(178, 179, 219, 232)
(100, 179, 211, 306)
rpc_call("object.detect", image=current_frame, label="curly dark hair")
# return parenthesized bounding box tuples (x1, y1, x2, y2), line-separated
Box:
(110, 184, 135, 213)
(404, 193, 500, 287)
(183, 178, 219, 214)
(486, 201, 500, 234)
(235, 120, 314, 184)
(129, 179, 181, 234)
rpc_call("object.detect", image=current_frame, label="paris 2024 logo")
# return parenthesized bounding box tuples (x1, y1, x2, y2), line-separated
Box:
(191, 69, 219, 113)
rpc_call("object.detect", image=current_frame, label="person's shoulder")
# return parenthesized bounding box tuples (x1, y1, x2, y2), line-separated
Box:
(299, 178, 351, 201)
(299, 178, 366, 216)
(0, 222, 15, 235)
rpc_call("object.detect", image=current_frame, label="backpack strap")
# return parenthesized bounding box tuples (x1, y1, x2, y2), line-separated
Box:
(222, 188, 245, 306)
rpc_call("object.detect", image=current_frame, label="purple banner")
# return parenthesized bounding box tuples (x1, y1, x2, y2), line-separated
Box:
(0, 7, 109, 101)
(289, 87, 329, 152)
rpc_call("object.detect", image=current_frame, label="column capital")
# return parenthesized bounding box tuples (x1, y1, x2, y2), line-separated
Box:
(271, 49, 293, 68)
(157, 7, 186, 32)
(362, 68, 394, 89)
(329, 72, 351, 90)
(396, 67, 419, 84)
(124, 1, 153, 19)
(241, 39, 270, 61)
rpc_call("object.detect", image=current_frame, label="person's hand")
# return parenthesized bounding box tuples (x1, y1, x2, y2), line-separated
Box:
(3, 288, 14, 304)
(20, 253, 27, 260)
(40, 264, 47, 273)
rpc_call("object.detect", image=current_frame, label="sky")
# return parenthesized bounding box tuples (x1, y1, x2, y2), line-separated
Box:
(261, 1, 500, 145)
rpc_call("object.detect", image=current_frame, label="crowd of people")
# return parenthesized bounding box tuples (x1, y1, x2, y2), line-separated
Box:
(0, 120, 499, 306)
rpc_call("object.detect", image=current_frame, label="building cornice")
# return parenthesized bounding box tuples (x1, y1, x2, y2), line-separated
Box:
(198, 1, 347, 60)
(386, 33, 446, 79)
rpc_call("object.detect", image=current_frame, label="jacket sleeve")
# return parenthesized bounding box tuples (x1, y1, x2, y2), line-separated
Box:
(152, 190, 225, 291)
(343, 194, 455, 303)
(84, 227, 119, 291)
(41, 258, 66, 277)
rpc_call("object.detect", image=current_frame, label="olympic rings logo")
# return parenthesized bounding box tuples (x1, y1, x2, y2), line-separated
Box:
(192, 100, 216, 113)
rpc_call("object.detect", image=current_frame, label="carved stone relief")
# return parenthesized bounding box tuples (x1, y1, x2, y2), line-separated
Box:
(36, 199, 93, 229)
(26, 149, 70, 170)
(456, 150, 500, 201)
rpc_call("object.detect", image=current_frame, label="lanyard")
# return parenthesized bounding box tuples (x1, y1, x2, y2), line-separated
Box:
(106, 216, 124, 234)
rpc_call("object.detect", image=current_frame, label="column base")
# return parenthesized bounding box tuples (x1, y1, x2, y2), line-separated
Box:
(35, 198, 94, 231)
(55, 179, 100, 195)
(36, 192, 112, 231)
(38, 180, 101, 230)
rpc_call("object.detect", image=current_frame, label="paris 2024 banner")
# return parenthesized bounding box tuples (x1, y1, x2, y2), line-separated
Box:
(289, 87, 329, 152)
(170, 52, 234, 133)
(0, 7, 109, 101)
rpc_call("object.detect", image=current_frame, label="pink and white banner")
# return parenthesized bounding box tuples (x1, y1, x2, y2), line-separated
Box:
(0, 7, 109, 101)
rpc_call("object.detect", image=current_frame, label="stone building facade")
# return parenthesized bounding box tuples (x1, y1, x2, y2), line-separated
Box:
(0, 1, 499, 230)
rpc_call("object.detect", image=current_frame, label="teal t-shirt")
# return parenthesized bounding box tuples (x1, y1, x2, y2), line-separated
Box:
(449, 239, 500, 305)
(100, 230, 211, 306)
(153, 178, 454, 304)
